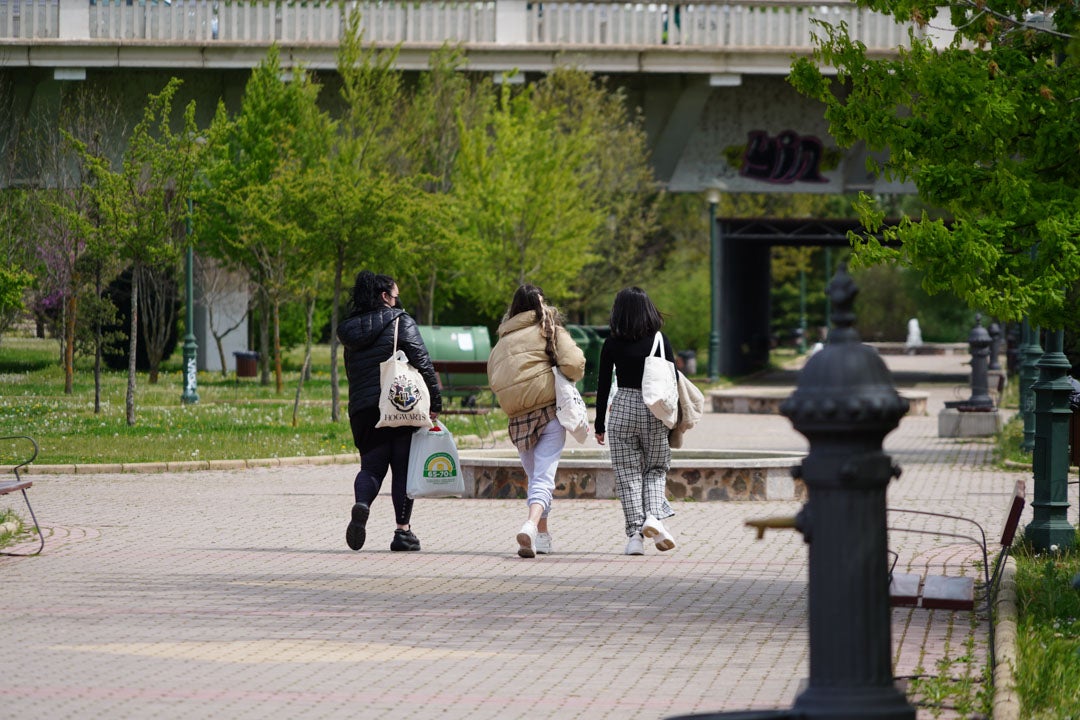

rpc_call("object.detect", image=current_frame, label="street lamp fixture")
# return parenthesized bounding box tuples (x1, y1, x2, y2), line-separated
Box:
(706, 188, 721, 381)
(181, 197, 199, 405)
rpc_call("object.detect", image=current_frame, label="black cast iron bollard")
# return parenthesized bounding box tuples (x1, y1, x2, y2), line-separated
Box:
(1006, 323, 1019, 377)
(988, 321, 1002, 372)
(668, 264, 915, 720)
(945, 314, 994, 411)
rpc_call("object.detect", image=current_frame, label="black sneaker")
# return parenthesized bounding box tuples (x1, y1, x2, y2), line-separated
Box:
(390, 528, 421, 552)
(346, 502, 369, 551)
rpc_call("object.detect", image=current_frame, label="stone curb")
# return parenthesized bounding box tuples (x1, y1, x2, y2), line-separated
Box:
(1, 430, 501, 476)
(5, 453, 360, 476)
(993, 557, 1021, 720)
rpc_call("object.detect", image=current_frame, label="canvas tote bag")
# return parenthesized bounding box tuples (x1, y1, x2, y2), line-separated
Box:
(669, 371, 706, 449)
(641, 331, 679, 429)
(552, 366, 590, 443)
(376, 318, 433, 429)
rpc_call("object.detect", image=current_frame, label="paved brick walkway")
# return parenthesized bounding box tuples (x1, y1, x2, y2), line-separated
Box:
(1, 352, 1066, 719)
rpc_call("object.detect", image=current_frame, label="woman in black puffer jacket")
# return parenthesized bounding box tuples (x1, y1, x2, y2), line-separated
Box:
(338, 271, 442, 553)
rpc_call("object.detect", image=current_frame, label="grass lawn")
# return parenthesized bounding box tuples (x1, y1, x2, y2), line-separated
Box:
(0, 335, 500, 465)
(1012, 531, 1080, 718)
(994, 407, 1080, 717)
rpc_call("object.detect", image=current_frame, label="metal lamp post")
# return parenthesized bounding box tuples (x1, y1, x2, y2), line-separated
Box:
(707, 188, 721, 381)
(1019, 319, 1042, 452)
(181, 198, 199, 405)
(798, 267, 807, 353)
(1026, 328, 1075, 551)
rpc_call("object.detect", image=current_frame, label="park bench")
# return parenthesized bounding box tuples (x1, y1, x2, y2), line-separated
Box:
(432, 360, 496, 448)
(1, 435, 44, 556)
(888, 479, 1025, 612)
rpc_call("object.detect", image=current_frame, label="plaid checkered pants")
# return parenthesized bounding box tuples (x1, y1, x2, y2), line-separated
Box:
(608, 388, 674, 537)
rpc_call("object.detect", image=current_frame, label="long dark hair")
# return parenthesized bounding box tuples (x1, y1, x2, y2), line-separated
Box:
(348, 270, 395, 316)
(506, 284, 561, 364)
(609, 286, 663, 341)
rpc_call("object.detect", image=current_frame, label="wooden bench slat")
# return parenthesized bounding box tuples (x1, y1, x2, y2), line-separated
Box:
(433, 360, 488, 374)
(889, 573, 921, 607)
(889, 478, 1025, 614)
(920, 575, 975, 611)
(0, 479, 33, 495)
(430, 360, 497, 447)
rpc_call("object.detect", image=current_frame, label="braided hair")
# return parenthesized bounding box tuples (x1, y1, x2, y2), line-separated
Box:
(507, 284, 562, 365)
(348, 270, 396, 316)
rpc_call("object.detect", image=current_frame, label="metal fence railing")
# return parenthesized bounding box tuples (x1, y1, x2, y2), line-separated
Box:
(1, 0, 917, 51)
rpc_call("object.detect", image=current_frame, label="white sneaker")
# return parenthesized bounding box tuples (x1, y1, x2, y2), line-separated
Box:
(625, 532, 645, 556)
(517, 521, 537, 558)
(642, 515, 676, 551)
(535, 532, 552, 555)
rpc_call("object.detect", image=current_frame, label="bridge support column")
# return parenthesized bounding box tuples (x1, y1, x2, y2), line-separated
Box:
(718, 223, 771, 377)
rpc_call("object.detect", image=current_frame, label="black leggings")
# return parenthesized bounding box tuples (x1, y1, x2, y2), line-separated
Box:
(351, 409, 414, 526)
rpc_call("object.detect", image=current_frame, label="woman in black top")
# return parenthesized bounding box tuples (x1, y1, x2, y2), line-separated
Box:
(338, 271, 442, 553)
(594, 287, 678, 556)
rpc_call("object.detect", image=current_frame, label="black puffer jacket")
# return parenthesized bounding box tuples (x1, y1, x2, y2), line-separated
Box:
(338, 307, 442, 417)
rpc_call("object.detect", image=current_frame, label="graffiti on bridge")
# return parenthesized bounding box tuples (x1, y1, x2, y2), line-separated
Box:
(739, 130, 829, 184)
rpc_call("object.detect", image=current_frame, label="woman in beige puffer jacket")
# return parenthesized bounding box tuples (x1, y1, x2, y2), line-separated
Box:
(488, 284, 585, 558)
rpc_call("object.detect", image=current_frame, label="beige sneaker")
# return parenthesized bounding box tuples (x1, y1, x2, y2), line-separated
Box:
(516, 521, 537, 558)
(642, 515, 676, 551)
(536, 532, 552, 555)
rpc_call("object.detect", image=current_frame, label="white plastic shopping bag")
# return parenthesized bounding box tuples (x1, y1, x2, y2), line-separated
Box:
(552, 367, 590, 443)
(406, 425, 465, 499)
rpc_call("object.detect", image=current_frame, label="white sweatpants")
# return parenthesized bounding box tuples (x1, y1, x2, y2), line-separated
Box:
(519, 418, 566, 518)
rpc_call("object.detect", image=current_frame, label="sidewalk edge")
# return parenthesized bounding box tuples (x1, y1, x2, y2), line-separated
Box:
(993, 557, 1020, 720)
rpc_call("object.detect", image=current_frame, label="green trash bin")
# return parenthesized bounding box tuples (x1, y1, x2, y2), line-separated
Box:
(566, 324, 609, 395)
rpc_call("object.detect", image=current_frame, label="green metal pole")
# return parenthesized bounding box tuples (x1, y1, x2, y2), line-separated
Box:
(799, 268, 807, 353)
(707, 195, 720, 382)
(824, 247, 832, 329)
(1026, 328, 1074, 551)
(1019, 319, 1041, 453)
(181, 198, 199, 405)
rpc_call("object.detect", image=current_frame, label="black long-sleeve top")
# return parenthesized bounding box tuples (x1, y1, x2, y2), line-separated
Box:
(593, 332, 675, 435)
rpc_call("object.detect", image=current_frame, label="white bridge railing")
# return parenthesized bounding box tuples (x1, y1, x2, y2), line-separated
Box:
(1, 0, 920, 51)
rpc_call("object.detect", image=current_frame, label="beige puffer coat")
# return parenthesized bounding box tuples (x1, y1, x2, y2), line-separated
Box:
(487, 311, 586, 419)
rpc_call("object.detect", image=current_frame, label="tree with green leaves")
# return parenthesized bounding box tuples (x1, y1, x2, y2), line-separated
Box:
(454, 79, 605, 316)
(0, 189, 37, 344)
(77, 78, 198, 425)
(391, 46, 486, 326)
(198, 47, 333, 394)
(0, 264, 33, 343)
(531, 68, 662, 320)
(789, 1, 1080, 328)
(35, 85, 127, 394)
(314, 15, 403, 420)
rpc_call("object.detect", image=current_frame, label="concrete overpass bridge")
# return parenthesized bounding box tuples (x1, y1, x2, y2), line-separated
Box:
(2, 0, 942, 193)
(2, 0, 930, 374)
(4, 0, 928, 74)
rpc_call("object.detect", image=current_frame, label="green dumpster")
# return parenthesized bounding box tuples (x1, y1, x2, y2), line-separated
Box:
(566, 324, 610, 395)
